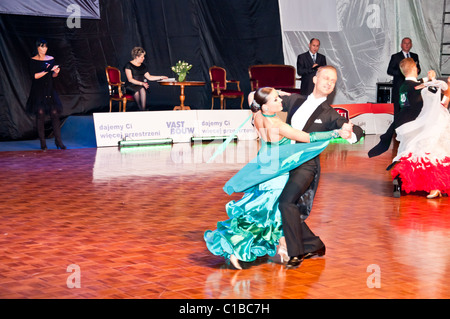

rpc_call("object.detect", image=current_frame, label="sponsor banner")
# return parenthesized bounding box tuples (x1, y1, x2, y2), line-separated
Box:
(194, 110, 257, 140)
(93, 111, 197, 146)
(93, 110, 257, 147)
(332, 103, 393, 118)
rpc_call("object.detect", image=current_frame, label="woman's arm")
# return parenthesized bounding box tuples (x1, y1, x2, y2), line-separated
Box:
(277, 120, 348, 143)
(277, 121, 311, 143)
(125, 68, 149, 88)
(34, 70, 49, 80)
(144, 72, 168, 81)
(125, 68, 141, 85)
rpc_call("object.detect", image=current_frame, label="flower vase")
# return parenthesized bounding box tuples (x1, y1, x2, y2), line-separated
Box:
(177, 73, 186, 82)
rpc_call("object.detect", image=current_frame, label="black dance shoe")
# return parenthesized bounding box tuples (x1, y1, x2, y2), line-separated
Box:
(55, 142, 67, 150)
(393, 176, 401, 198)
(304, 246, 326, 259)
(286, 255, 304, 269)
(40, 141, 47, 151)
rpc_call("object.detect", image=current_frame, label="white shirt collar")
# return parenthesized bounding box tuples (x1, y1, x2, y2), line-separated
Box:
(306, 93, 326, 105)
(405, 76, 417, 81)
(291, 94, 326, 131)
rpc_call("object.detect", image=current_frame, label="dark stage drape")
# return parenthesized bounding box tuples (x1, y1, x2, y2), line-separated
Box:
(0, 0, 283, 141)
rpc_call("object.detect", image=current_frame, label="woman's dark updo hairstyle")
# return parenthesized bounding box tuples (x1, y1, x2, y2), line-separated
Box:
(32, 38, 48, 55)
(36, 38, 48, 48)
(250, 87, 274, 113)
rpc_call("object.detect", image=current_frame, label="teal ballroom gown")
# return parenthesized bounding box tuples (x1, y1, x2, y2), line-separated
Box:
(204, 137, 330, 262)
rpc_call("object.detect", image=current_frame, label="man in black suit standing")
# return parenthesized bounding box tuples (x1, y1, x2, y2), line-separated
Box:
(279, 66, 364, 268)
(297, 38, 327, 96)
(387, 37, 421, 115)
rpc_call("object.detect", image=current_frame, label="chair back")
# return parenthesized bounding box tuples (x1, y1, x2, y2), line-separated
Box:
(106, 66, 122, 85)
(209, 66, 227, 91)
(248, 64, 297, 90)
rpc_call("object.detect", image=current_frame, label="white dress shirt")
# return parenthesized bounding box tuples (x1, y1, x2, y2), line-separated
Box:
(291, 94, 357, 144)
(291, 94, 325, 132)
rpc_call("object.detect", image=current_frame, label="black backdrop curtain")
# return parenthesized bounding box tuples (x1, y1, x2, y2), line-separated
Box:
(0, 0, 283, 141)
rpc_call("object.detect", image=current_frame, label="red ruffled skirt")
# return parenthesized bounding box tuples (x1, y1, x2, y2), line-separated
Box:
(391, 153, 450, 194)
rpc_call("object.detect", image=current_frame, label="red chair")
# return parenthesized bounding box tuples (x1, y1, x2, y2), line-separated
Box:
(209, 66, 244, 109)
(105, 66, 134, 112)
(248, 64, 301, 94)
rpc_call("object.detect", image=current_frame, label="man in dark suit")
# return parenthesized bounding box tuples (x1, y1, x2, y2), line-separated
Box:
(279, 66, 364, 268)
(387, 37, 421, 115)
(297, 38, 327, 96)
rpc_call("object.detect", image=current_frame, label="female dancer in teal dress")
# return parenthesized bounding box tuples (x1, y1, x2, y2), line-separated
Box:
(204, 87, 351, 269)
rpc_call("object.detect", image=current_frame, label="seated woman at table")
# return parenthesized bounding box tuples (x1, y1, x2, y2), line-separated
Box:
(124, 47, 168, 110)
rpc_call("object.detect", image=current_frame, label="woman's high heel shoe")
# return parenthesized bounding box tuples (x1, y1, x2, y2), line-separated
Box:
(55, 142, 66, 150)
(40, 141, 47, 151)
(277, 246, 289, 263)
(427, 190, 442, 199)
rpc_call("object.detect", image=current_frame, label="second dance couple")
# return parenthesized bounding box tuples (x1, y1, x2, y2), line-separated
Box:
(204, 66, 364, 269)
(369, 58, 450, 199)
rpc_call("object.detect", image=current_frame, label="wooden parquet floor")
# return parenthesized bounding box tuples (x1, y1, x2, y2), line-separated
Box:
(0, 135, 449, 299)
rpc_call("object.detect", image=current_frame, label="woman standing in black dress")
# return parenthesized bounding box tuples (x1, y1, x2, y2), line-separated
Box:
(26, 38, 65, 150)
(124, 47, 168, 110)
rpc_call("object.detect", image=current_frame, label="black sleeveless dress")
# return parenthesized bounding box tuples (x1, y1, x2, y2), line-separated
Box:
(26, 58, 62, 115)
(124, 61, 148, 93)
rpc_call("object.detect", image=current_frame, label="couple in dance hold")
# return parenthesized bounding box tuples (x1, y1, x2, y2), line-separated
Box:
(204, 66, 364, 269)
(369, 58, 450, 199)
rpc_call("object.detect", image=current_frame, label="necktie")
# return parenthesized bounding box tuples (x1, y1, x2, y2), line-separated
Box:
(313, 54, 316, 63)
(406, 53, 410, 58)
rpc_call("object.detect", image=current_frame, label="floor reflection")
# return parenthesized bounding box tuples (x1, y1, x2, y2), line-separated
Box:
(92, 140, 259, 181)
(390, 197, 450, 298)
(204, 258, 326, 299)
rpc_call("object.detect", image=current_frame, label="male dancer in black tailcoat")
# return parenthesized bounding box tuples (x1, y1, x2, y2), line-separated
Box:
(279, 66, 364, 268)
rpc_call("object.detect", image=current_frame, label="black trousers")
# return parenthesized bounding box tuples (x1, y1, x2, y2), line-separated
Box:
(279, 158, 324, 257)
(392, 86, 400, 116)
